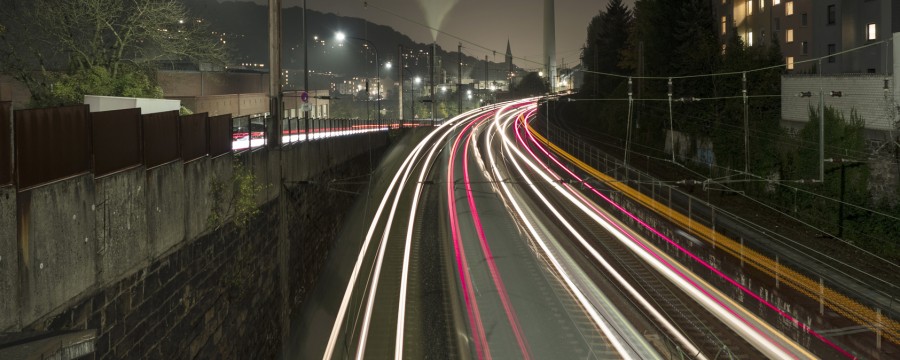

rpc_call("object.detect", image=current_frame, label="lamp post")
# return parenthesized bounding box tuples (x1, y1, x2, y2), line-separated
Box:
(413, 76, 421, 122)
(336, 32, 381, 130)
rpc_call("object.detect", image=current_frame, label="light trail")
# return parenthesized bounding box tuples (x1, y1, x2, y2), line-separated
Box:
(357, 109, 486, 359)
(516, 109, 829, 359)
(522, 111, 859, 358)
(394, 110, 485, 359)
(511, 115, 787, 358)
(323, 111, 474, 359)
(483, 101, 644, 360)
(447, 116, 492, 360)
(503, 111, 708, 359)
(462, 115, 532, 359)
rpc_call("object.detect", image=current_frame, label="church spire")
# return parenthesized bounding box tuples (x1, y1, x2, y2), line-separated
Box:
(505, 38, 513, 76)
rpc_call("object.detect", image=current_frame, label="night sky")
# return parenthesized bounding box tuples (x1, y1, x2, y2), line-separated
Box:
(227, 0, 635, 70)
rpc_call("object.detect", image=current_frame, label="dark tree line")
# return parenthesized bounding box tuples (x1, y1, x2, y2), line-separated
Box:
(569, 0, 896, 257)
(576, 0, 783, 175)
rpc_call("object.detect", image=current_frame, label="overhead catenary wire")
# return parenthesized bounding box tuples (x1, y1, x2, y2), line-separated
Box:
(358, 1, 898, 250)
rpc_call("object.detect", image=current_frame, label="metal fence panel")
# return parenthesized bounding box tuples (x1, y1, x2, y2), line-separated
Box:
(14, 105, 91, 189)
(180, 113, 208, 162)
(92, 108, 142, 177)
(208, 114, 232, 157)
(142, 110, 180, 168)
(0, 102, 10, 185)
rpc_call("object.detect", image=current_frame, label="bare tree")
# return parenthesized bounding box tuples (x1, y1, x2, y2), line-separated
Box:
(0, 0, 227, 105)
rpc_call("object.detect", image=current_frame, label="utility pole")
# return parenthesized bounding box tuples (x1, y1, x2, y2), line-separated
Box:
(743, 71, 749, 175)
(485, 55, 489, 96)
(458, 42, 462, 116)
(398, 45, 403, 125)
(625, 77, 633, 167)
(668, 78, 674, 162)
(302, 0, 309, 141)
(431, 43, 436, 126)
(819, 59, 825, 182)
(268, 0, 282, 148)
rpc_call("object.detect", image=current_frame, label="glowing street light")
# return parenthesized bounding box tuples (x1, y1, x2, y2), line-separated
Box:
(336, 31, 381, 129)
(385, 61, 392, 69)
(414, 76, 422, 84)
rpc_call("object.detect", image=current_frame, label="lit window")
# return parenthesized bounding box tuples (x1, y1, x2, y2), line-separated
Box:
(721, 16, 727, 35)
(748, 1, 753, 15)
(786, 56, 794, 70)
(867, 23, 877, 40)
(786, 28, 794, 43)
(748, 31, 754, 46)
(786, 1, 793, 15)
(773, 0, 780, 4)
(760, 0, 765, 10)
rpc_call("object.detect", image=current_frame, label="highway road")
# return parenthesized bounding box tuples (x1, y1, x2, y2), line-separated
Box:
(293, 98, 856, 359)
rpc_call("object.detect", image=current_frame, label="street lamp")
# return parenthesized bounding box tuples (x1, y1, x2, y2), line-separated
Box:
(413, 76, 422, 121)
(336, 31, 382, 130)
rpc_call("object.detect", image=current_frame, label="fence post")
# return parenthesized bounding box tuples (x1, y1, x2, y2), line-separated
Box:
(775, 255, 780, 288)
(819, 277, 825, 316)
(877, 308, 883, 350)
(688, 196, 692, 229)
(668, 186, 672, 218)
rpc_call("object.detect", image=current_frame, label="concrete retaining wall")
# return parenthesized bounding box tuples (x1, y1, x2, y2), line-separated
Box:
(0, 186, 17, 330)
(0, 131, 390, 359)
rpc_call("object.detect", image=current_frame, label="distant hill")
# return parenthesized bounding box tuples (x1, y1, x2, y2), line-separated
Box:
(184, 0, 515, 81)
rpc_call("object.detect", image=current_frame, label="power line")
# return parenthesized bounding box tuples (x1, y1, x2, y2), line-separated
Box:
(578, 37, 892, 80)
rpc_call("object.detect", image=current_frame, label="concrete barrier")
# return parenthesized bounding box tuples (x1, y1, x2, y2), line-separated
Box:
(19, 175, 97, 327)
(0, 130, 390, 338)
(0, 186, 18, 330)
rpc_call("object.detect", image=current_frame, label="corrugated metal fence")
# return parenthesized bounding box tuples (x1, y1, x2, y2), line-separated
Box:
(14, 105, 92, 189)
(2, 105, 234, 190)
(180, 113, 208, 163)
(92, 108, 142, 177)
(142, 110, 180, 169)
(208, 114, 231, 157)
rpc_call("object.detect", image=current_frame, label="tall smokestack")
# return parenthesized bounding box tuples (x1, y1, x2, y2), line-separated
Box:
(544, 0, 556, 91)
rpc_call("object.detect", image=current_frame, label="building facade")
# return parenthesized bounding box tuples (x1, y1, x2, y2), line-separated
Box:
(715, 1, 899, 137)
(714, 0, 897, 74)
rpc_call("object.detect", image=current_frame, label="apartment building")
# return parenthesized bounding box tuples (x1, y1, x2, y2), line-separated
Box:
(812, 0, 897, 75)
(713, 0, 815, 72)
(714, 0, 900, 137)
(714, 0, 897, 74)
